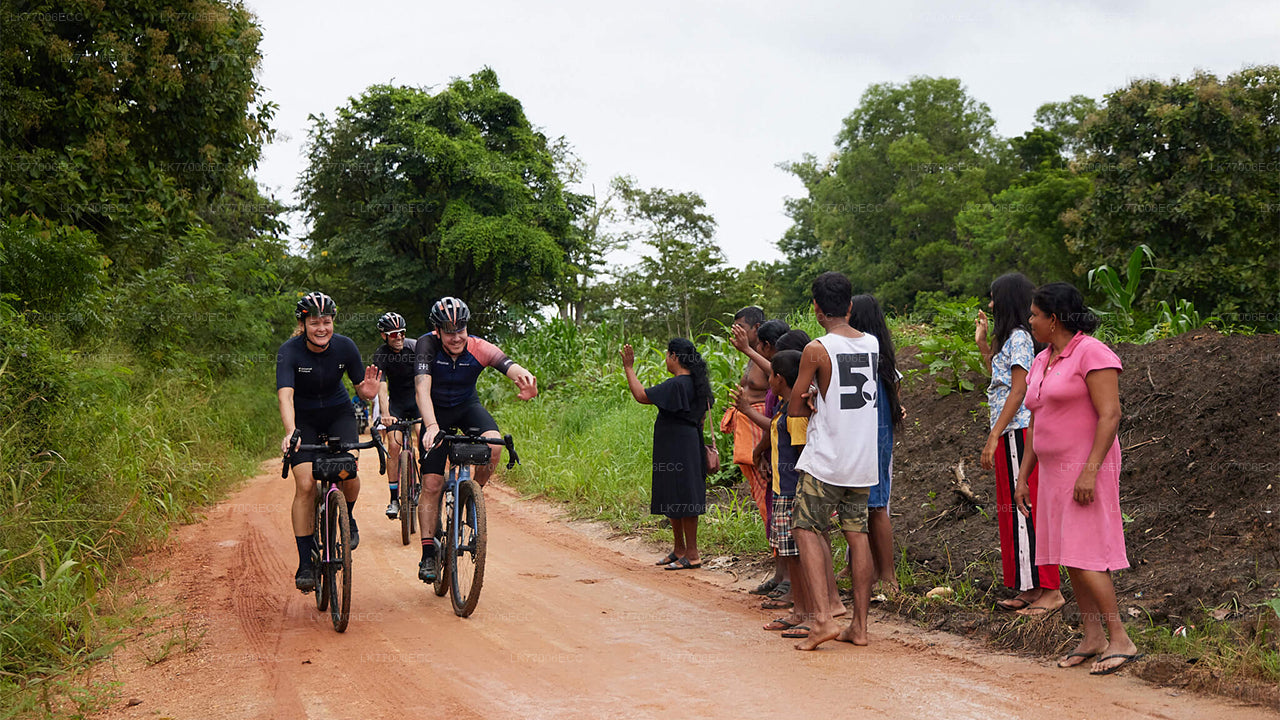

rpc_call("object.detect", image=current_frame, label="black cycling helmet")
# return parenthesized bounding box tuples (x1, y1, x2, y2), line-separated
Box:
(377, 311, 407, 334)
(430, 297, 470, 332)
(295, 291, 337, 321)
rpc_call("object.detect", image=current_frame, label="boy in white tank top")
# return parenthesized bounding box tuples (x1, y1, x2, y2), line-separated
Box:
(789, 271, 880, 650)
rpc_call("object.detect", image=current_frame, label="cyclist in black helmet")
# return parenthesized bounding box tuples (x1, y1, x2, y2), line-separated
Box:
(371, 311, 418, 519)
(413, 296, 538, 582)
(277, 292, 381, 591)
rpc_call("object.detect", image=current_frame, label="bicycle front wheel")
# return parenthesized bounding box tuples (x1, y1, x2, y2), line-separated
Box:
(399, 452, 413, 546)
(313, 497, 329, 612)
(449, 479, 487, 617)
(329, 493, 353, 632)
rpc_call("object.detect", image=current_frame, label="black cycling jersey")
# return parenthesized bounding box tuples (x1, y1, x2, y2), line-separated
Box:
(372, 338, 417, 407)
(413, 333, 514, 409)
(276, 333, 365, 411)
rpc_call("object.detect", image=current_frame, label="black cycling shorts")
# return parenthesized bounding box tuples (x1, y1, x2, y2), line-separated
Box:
(290, 402, 359, 468)
(388, 396, 420, 422)
(420, 401, 499, 476)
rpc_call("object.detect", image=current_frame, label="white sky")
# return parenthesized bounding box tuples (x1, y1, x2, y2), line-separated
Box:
(246, 0, 1279, 268)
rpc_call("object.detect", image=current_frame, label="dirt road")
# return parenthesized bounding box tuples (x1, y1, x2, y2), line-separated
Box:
(93, 451, 1273, 720)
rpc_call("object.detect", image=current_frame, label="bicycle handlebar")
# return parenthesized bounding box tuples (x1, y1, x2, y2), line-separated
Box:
(429, 431, 520, 470)
(282, 429, 387, 479)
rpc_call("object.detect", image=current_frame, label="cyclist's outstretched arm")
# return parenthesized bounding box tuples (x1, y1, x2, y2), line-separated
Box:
(505, 363, 538, 400)
(277, 387, 298, 455)
(377, 379, 395, 426)
(415, 373, 439, 438)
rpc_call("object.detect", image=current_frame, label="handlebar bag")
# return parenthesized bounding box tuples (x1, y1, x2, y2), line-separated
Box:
(448, 442, 492, 466)
(313, 452, 359, 482)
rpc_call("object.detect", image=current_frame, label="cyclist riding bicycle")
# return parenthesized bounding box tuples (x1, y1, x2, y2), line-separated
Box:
(413, 297, 538, 582)
(371, 311, 419, 520)
(277, 292, 381, 591)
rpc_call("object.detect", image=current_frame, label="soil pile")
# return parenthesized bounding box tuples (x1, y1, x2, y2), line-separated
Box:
(892, 329, 1279, 622)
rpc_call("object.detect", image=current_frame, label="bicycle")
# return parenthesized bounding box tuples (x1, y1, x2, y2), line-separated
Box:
(380, 418, 422, 545)
(282, 430, 386, 632)
(426, 429, 519, 617)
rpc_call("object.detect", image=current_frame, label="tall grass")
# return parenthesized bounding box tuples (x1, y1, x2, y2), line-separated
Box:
(0, 344, 278, 718)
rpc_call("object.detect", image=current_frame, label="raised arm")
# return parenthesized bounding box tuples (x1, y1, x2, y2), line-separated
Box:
(620, 344, 650, 404)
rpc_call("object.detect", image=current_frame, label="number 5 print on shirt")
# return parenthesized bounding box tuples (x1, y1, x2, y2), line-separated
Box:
(836, 352, 879, 410)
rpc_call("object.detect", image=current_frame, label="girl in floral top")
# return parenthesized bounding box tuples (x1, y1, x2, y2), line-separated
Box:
(976, 273, 1064, 615)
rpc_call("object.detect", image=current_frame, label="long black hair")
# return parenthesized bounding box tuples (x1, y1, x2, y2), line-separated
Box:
(668, 338, 713, 413)
(849, 294, 902, 428)
(1033, 282, 1100, 334)
(990, 272, 1041, 354)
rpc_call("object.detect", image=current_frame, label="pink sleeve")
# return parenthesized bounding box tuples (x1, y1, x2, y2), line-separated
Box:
(467, 336, 506, 368)
(1078, 337, 1123, 375)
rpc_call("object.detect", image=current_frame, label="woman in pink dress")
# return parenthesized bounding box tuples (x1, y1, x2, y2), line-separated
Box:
(1014, 283, 1142, 676)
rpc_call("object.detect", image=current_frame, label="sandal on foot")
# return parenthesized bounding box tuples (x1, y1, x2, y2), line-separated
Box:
(997, 597, 1032, 611)
(763, 617, 798, 631)
(1057, 652, 1098, 668)
(761, 598, 794, 610)
(766, 581, 792, 599)
(655, 552, 680, 566)
(663, 557, 701, 570)
(749, 578, 781, 595)
(781, 625, 810, 639)
(1090, 653, 1145, 675)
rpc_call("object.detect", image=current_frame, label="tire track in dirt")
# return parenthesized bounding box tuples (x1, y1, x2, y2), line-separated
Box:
(90, 451, 1278, 720)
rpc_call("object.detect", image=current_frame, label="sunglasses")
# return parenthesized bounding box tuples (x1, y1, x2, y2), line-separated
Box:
(386, 330, 406, 338)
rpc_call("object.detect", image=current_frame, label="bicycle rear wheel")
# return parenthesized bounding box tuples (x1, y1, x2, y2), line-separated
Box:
(449, 479, 487, 617)
(432, 489, 448, 597)
(399, 451, 413, 545)
(329, 493, 353, 632)
(313, 497, 329, 612)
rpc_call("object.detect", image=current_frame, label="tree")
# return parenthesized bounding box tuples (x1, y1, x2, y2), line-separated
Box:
(788, 76, 1012, 310)
(1033, 95, 1099, 159)
(0, 0, 275, 273)
(299, 70, 582, 331)
(1069, 66, 1280, 321)
(609, 177, 738, 338)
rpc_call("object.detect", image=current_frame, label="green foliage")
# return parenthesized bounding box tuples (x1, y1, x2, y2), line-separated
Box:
(299, 70, 581, 331)
(0, 0, 275, 275)
(1087, 243, 1160, 327)
(0, 215, 106, 324)
(1142, 299, 1217, 342)
(908, 296, 985, 395)
(1071, 66, 1280, 324)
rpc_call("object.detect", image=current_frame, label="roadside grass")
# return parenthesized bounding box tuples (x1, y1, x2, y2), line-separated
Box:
(0, 349, 278, 719)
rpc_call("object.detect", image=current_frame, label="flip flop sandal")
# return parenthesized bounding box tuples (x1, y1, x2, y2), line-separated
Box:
(1057, 652, 1098, 668)
(749, 578, 781, 595)
(781, 625, 810, 639)
(763, 617, 798, 631)
(761, 598, 794, 610)
(655, 552, 680, 566)
(766, 581, 792, 599)
(997, 598, 1032, 611)
(663, 558, 702, 571)
(1090, 653, 1145, 675)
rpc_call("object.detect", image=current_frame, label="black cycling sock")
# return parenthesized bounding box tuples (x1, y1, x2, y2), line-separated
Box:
(389, 483, 398, 502)
(346, 501, 358, 532)
(421, 537, 435, 561)
(295, 535, 316, 565)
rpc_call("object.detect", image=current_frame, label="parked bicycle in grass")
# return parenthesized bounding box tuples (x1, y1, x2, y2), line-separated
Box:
(283, 430, 386, 632)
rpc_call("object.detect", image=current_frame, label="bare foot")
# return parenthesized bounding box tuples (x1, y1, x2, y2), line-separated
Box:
(836, 623, 868, 646)
(831, 604, 848, 618)
(794, 619, 841, 650)
(1091, 638, 1140, 674)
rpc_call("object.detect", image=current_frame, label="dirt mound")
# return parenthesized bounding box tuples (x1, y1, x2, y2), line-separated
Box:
(890, 329, 1279, 697)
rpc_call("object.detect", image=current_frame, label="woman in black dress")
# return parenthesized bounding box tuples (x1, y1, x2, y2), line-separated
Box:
(622, 338, 713, 570)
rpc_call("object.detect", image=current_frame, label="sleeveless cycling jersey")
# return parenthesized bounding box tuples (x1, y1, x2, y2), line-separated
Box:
(276, 333, 365, 411)
(413, 333, 514, 409)
(372, 338, 417, 406)
(794, 332, 880, 488)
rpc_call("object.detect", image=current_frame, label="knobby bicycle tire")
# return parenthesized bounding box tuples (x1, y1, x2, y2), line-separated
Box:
(399, 449, 413, 546)
(432, 489, 448, 598)
(330, 493, 353, 632)
(313, 497, 329, 612)
(449, 479, 487, 617)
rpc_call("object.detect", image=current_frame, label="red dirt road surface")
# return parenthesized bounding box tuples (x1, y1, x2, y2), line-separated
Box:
(93, 451, 1276, 720)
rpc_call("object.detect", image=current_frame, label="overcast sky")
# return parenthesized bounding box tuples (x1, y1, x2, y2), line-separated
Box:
(245, 0, 1279, 268)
